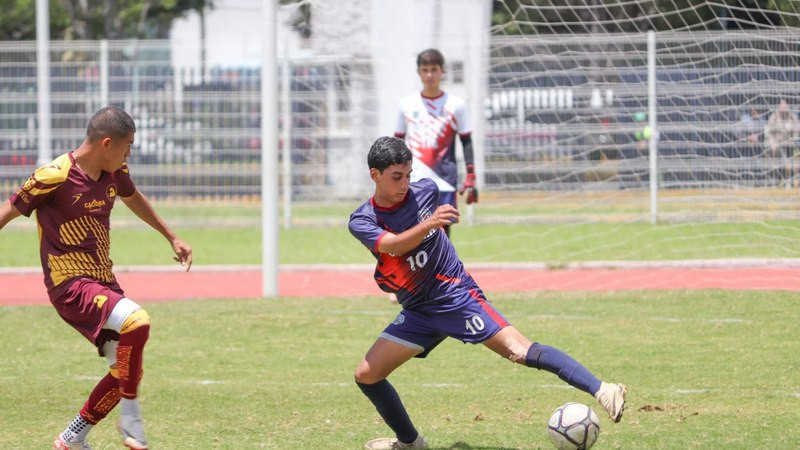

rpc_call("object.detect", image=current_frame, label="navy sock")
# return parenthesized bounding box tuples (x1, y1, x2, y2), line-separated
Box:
(525, 343, 602, 395)
(357, 379, 418, 444)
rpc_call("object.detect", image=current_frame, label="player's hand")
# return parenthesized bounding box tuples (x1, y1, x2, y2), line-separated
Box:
(429, 204, 460, 228)
(459, 170, 479, 204)
(171, 238, 193, 271)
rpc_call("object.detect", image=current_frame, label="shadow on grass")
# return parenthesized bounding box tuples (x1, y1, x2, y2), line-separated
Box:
(433, 442, 529, 450)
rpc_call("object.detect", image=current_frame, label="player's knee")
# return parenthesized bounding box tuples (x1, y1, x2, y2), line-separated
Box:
(354, 362, 381, 385)
(120, 308, 150, 334)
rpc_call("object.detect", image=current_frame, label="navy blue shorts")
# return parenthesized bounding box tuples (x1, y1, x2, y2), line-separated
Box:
(380, 285, 510, 358)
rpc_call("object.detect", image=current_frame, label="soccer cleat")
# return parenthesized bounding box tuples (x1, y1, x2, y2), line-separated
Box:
(364, 435, 428, 449)
(117, 415, 149, 450)
(53, 434, 92, 450)
(594, 382, 628, 422)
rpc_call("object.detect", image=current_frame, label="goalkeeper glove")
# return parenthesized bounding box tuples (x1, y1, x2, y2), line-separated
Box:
(459, 164, 478, 204)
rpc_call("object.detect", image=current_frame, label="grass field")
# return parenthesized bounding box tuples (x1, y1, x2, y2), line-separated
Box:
(1, 201, 800, 266)
(1, 290, 798, 449)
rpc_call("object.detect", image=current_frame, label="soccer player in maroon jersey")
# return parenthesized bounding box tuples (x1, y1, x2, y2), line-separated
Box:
(0, 106, 192, 450)
(394, 48, 478, 238)
(349, 137, 626, 449)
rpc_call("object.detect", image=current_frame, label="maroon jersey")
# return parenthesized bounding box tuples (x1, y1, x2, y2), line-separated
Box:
(10, 152, 135, 299)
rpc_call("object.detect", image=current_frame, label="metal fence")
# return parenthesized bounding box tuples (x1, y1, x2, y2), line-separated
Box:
(2, 32, 799, 222)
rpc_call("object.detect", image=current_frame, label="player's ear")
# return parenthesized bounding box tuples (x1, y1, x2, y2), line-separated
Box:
(369, 167, 380, 182)
(101, 137, 112, 149)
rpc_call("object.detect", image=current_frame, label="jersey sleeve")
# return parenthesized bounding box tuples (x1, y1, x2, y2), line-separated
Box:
(114, 163, 136, 197)
(348, 212, 388, 252)
(9, 164, 68, 217)
(453, 98, 472, 136)
(394, 103, 407, 138)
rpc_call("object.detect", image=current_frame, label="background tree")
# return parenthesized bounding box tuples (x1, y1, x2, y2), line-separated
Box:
(0, 0, 213, 40)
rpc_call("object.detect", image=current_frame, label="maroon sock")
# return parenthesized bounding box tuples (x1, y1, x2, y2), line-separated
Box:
(79, 372, 121, 424)
(117, 324, 150, 399)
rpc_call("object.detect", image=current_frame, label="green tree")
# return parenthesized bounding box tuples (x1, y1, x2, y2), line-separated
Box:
(0, 0, 213, 40)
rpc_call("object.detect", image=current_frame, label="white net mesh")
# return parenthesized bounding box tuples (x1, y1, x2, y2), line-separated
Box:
(1, 0, 800, 265)
(486, 1, 800, 223)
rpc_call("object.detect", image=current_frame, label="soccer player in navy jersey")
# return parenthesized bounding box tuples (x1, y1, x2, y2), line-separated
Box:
(0, 107, 192, 450)
(348, 137, 627, 449)
(394, 48, 477, 237)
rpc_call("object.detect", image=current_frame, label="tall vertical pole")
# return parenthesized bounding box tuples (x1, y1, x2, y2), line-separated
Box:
(647, 30, 658, 224)
(36, 0, 51, 165)
(261, 0, 279, 297)
(281, 41, 292, 230)
(100, 40, 109, 107)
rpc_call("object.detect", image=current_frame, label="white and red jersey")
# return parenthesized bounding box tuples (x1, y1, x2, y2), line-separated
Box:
(394, 91, 471, 192)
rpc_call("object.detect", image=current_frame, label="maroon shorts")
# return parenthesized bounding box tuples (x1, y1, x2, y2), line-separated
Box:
(49, 277, 126, 348)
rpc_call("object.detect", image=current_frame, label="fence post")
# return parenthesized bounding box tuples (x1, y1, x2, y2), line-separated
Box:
(100, 40, 109, 107)
(261, 0, 279, 298)
(281, 42, 292, 230)
(647, 30, 658, 224)
(36, 0, 51, 166)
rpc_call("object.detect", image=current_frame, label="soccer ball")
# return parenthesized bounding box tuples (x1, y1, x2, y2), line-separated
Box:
(547, 402, 600, 450)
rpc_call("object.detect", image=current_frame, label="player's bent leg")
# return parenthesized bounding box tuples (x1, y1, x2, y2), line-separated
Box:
(357, 338, 424, 449)
(102, 298, 150, 449)
(524, 342, 603, 396)
(355, 337, 421, 384)
(484, 329, 625, 419)
(482, 325, 533, 364)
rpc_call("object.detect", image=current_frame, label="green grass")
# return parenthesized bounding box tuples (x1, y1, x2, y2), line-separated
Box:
(2, 199, 800, 267)
(1, 291, 799, 448)
(2, 218, 800, 267)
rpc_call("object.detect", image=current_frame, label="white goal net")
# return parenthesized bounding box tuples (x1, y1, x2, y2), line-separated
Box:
(486, 1, 800, 225)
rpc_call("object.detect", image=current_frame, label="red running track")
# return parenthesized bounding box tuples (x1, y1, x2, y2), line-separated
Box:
(2, 265, 800, 306)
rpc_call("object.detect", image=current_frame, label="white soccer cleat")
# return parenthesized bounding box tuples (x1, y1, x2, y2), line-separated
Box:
(117, 415, 149, 450)
(53, 434, 92, 450)
(364, 435, 428, 449)
(594, 382, 628, 422)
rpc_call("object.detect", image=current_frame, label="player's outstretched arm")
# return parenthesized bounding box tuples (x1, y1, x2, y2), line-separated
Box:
(120, 188, 193, 271)
(0, 199, 22, 232)
(377, 204, 459, 256)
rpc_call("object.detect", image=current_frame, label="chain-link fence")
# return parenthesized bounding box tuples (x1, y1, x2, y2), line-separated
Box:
(2, 31, 799, 223)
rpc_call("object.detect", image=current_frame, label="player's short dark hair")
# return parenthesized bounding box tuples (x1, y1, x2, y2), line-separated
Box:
(86, 106, 136, 142)
(417, 48, 445, 68)
(368, 136, 412, 172)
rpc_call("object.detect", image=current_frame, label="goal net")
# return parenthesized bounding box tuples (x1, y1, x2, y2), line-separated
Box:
(1, 0, 800, 266)
(472, 0, 800, 264)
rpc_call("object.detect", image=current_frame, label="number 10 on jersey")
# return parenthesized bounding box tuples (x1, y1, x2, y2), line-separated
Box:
(406, 250, 429, 271)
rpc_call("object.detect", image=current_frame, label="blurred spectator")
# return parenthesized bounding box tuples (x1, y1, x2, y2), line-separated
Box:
(738, 107, 764, 146)
(764, 99, 799, 157)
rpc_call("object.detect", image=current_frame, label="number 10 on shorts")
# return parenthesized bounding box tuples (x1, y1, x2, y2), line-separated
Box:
(465, 315, 485, 335)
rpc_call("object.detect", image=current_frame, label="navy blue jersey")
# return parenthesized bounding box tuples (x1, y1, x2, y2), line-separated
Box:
(348, 178, 470, 309)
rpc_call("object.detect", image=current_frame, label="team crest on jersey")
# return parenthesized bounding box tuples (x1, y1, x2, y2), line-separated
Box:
(106, 184, 117, 200)
(392, 313, 405, 325)
(21, 176, 36, 191)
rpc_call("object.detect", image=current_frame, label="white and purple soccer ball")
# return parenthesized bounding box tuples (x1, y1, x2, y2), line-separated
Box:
(547, 402, 600, 450)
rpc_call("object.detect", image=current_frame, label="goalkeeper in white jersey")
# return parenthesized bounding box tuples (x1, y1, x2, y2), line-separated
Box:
(394, 48, 477, 237)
